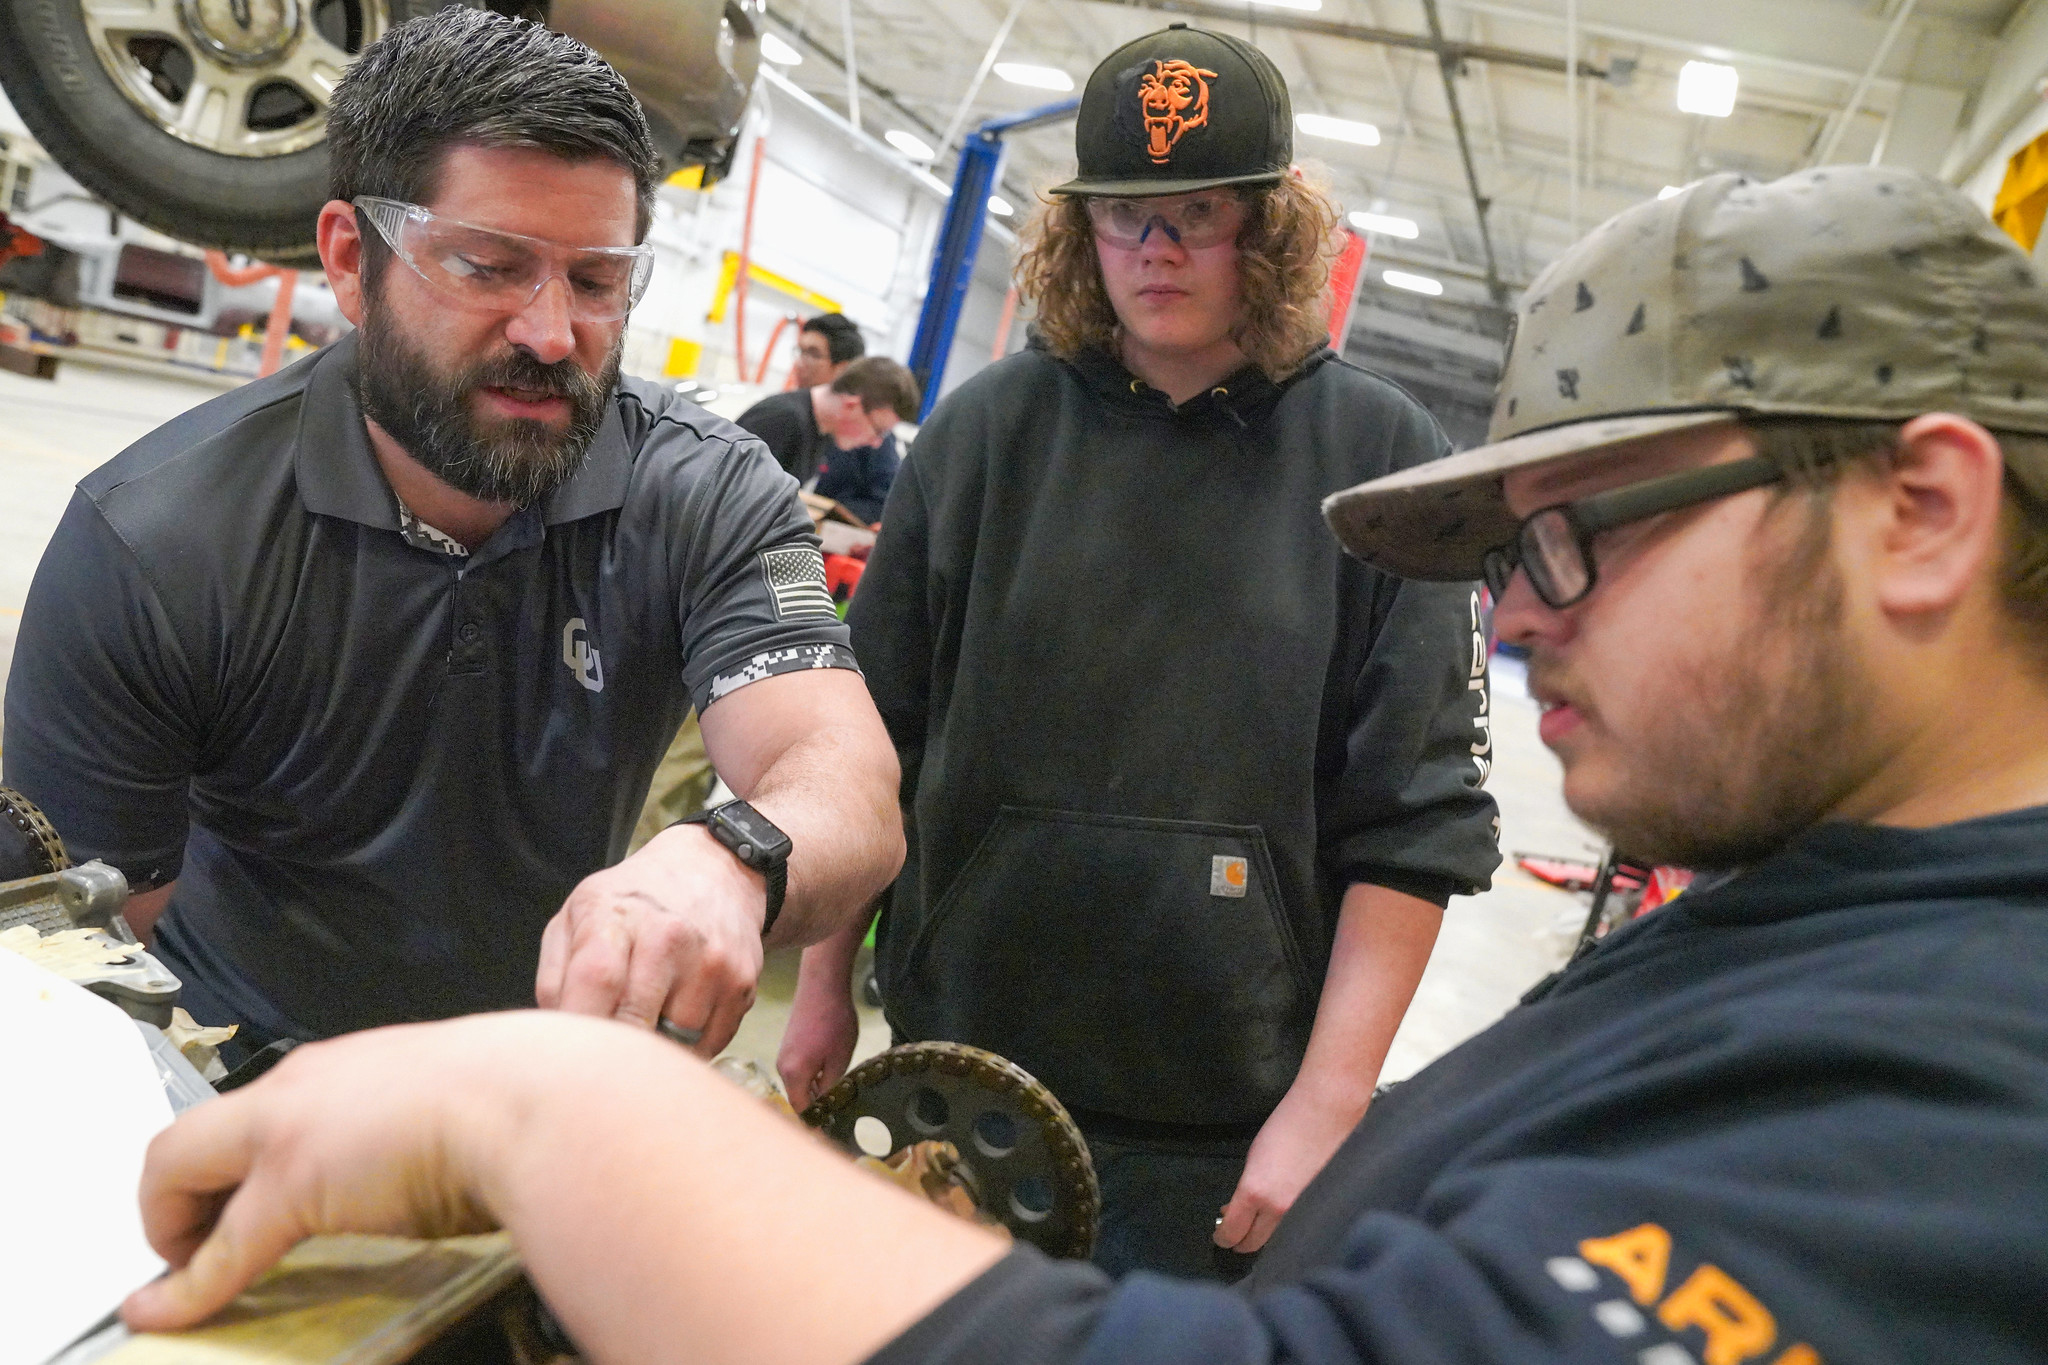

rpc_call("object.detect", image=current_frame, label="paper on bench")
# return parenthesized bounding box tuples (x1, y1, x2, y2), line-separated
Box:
(0, 947, 172, 1365)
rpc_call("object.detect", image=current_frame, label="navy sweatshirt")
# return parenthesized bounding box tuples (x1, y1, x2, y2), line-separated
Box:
(847, 344, 1501, 1127)
(866, 806, 2048, 1365)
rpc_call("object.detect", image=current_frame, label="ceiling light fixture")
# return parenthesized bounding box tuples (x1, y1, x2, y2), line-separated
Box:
(1382, 270, 1444, 296)
(760, 33, 802, 66)
(1248, 0, 1323, 9)
(1295, 113, 1380, 146)
(1349, 210, 1418, 238)
(1676, 61, 1738, 118)
(886, 129, 936, 161)
(993, 62, 1074, 92)
(988, 195, 1015, 217)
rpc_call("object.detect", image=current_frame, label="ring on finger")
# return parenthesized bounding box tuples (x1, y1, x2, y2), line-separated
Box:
(656, 1017, 705, 1048)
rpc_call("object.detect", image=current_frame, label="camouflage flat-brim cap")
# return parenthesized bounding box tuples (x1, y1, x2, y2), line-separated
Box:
(1324, 167, 2048, 580)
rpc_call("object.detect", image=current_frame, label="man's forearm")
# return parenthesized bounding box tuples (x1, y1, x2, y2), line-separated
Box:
(477, 1020, 1005, 1365)
(1214, 883, 1449, 1251)
(796, 910, 872, 1000)
(125, 881, 176, 946)
(740, 719, 903, 949)
(1292, 884, 1446, 1116)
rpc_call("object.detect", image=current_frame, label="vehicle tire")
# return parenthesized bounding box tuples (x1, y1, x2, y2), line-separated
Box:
(0, 0, 474, 263)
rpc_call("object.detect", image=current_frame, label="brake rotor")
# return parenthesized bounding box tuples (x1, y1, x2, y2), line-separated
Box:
(802, 1041, 1099, 1260)
(0, 788, 69, 883)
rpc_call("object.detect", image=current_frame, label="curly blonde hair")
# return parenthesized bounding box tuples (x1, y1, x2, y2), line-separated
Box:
(1014, 172, 1345, 382)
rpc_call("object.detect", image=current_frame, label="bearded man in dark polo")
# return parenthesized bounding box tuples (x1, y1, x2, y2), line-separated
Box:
(4, 9, 903, 1065)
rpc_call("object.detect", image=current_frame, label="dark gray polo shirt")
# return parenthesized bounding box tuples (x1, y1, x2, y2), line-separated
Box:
(2, 333, 857, 1040)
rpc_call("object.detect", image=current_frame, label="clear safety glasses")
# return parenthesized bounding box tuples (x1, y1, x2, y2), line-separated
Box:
(354, 196, 655, 323)
(1083, 190, 1247, 250)
(1482, 453, 1786, 610)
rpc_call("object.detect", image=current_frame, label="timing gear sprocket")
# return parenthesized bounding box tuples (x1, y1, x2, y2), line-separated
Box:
(0, 787, 69, 882)
(803, 1041, 1100, 1260)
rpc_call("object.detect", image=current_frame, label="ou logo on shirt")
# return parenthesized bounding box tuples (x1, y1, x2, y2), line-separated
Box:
(562, 617, 604, 693)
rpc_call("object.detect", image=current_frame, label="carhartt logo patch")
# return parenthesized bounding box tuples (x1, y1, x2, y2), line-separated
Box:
(562, 617, 603, 693)
(1210, 855, 1248, 898)
(1135, 58, 1217, 164)
(760, 546, 838, 620)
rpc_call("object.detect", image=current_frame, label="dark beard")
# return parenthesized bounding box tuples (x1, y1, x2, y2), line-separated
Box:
(354, 308, 620, 507)
(1538, 506, 1876, 871)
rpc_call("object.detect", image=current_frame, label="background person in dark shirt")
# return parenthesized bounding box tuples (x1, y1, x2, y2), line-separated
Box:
(121, 167, 2048, 1365)
(1, 13, 905, 1065)
(791, 311, 864, 389)
(811, 357, 918, 523)
(735, 355, 912, 487)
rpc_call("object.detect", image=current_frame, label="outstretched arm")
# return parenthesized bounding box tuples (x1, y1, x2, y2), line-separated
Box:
(121, 993, 1964, 1365)
(123, 1012, 1005, 1365)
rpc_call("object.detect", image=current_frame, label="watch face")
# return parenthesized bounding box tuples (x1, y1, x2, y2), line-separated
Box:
(714, 802, 792, 864)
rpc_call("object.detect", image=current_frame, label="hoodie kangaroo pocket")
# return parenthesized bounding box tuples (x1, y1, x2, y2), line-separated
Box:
(900, 805, 1313, 1125)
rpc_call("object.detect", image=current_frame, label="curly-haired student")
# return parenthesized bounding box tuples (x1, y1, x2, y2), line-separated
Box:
(780, 23, 1501, 1279)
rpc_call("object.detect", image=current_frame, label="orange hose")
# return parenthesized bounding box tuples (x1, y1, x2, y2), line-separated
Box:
(203, 251, 296, 377)
(258, 270, 298, 378)
(753, 313, 796, 384)
(991, 285, 1019, 362)
(733, 133, 767, 380)
(203, 250, 276, 288)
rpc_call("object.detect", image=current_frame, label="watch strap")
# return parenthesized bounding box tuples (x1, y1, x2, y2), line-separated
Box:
(761, 860, 787, 937)
(674, 806, 788, 936)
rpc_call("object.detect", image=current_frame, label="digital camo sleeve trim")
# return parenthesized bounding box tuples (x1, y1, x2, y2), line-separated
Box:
(708, 642, 862, 702)
(1469, 587, 1492, 786)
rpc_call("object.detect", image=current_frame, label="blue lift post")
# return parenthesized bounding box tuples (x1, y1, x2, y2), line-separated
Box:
(906, 98, 1079, 420)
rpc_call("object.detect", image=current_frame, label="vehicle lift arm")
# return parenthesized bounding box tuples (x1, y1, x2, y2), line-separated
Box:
(905, 98, 1077, 420)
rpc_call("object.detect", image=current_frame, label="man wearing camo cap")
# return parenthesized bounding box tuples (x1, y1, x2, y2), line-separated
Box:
(122, 166, 2048, 1364)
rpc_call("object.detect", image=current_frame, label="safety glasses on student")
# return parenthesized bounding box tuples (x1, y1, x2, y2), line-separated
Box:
(353, 196, 655, 323)
(1083, 190, 1247, 250)
(1481, 453, 1787, 610)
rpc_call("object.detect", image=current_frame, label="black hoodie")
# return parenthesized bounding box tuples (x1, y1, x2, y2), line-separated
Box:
(868, 807, 2048, 1365)
(847, 344, 1501, 1126)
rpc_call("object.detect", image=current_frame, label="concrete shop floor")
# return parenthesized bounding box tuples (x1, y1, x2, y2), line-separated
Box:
(0, 358, 1601, 1089)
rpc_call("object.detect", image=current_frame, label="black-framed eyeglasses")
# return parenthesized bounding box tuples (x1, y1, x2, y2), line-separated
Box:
(1482, 454, 1787, 609)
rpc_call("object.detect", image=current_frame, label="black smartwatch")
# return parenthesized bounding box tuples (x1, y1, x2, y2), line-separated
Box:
(674, 799, 791, 936)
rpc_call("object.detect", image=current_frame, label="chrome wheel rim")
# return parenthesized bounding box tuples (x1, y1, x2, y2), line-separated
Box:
(77, 0, 387, 157)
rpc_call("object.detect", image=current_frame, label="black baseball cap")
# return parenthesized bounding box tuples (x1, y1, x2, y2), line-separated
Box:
(1049, 23, 1292, 199)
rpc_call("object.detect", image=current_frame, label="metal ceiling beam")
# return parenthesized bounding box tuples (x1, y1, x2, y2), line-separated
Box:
(762, 3, 1044, 209)
(1811, 0, 1920, 165)
(1074, 0, 1609, 81)
(1445, 0, 1956, 93)
(765, 3, 946, 145)
(933, 0, 1034, 165)
(1421, 0, 1509, 307)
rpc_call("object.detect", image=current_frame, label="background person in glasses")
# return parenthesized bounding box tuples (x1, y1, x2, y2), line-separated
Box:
(779, 23, 1500, 1279)
(1, 9, 904, 1066)
(791, 312, 867, 390)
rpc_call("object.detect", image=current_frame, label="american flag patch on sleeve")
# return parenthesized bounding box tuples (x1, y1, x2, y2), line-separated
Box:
(760, 545, 838, 620)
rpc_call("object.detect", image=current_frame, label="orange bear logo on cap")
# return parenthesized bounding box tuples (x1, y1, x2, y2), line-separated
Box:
(1136, 59, 1218, 164)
